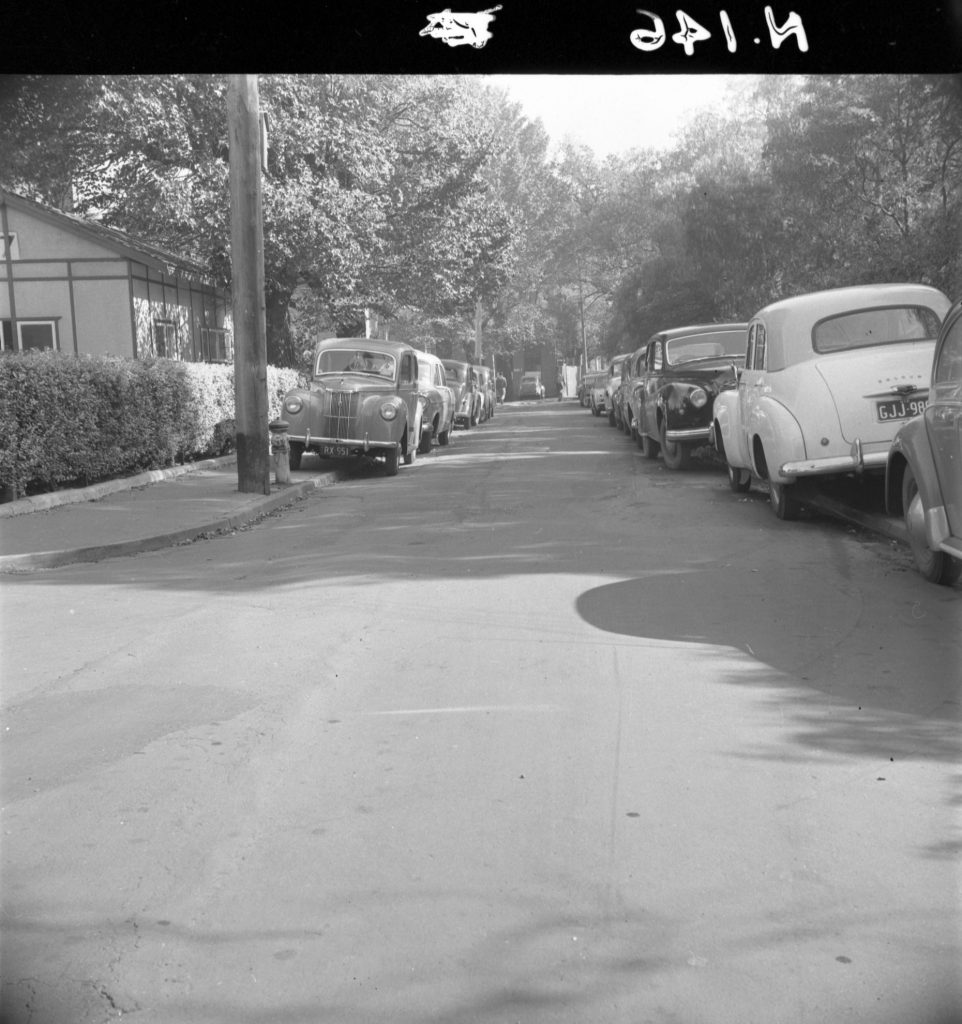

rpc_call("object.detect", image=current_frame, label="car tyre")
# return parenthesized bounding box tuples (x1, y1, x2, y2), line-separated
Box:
(383, 445, 399, 476)
(659, 419, 691, 470)
(728, 464, 752, 493)
(768, 479, 801, 520)
(608, 408, 616, 427)
(418, 423, 434, 454)
(902, 465, 962, 585)
(438, 425, 451, 446)
(288, 441, 304, 471)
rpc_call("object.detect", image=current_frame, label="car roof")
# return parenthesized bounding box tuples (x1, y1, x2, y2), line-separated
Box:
(752, 284, 951, 371)
(650, 322, 748, 342)
(316, 337, 409, 355)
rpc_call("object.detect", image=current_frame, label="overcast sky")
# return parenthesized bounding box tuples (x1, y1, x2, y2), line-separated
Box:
(486, 75, 741, 157)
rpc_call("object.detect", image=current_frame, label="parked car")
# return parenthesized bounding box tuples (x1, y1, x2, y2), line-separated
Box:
(585, 370, 609, 416)
(415, 350, 456, 450)
(442, 359, 484, 428)
(632, 323, 748, 467)
(281, 338, 431, 475)
(713, 284, 951, 519)
(475, 365, 496, 420)
(885, 298, 962, 585)
(519, 373, 545, 400)
(619, 345, 648, 440)
(605, 354, 630, 427)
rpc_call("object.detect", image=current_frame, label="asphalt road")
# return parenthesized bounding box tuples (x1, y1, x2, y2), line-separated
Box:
(2, 400, 960, 1024)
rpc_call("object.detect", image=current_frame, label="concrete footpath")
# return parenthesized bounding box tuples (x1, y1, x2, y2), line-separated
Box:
(0, 456, 344, 573)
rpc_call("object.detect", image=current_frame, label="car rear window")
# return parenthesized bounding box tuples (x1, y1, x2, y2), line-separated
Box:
(665, 331, 745, 365)
(812, 306, 941, 354)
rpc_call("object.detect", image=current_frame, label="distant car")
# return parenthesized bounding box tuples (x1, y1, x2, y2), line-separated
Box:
(585, 370, 609, 416)
(415, 350, 456, 450)
(281, 338, 430, 475)
(475, 365, 496, 419)
(619, 345, 648, 440)
(605, 354, 630, 427)
(519, 373, 545, 400)
(713, 284, 951, 519)
(632, 323, 748, 468)
(885, 298, 962, 585)
(442, 359, 484, 428)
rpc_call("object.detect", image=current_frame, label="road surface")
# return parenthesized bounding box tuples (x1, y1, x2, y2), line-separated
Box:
(2, 400, 960, 1024)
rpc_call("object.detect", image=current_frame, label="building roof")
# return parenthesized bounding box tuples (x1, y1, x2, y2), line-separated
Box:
(0, 186, 216, 286)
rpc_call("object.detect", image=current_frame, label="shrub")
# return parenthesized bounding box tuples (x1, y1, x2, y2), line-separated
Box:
(0, 352, 305, 500)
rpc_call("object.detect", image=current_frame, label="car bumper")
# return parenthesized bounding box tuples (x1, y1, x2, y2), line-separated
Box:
(664, 426, 711, 443)
(290, 431, 400, 455)
(780, 439, 887, 478)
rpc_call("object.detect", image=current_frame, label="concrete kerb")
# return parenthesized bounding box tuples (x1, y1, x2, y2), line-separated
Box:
(0, 466, 344, 573)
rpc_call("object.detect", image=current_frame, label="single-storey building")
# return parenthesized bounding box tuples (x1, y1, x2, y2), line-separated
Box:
(0, 187, 232, 362)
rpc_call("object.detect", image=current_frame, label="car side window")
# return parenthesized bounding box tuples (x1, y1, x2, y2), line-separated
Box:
(745, 325, 756, 370)
(934, 314, 962, 385)
(652, 343, 663, 372)
(400, 354, 414, 384)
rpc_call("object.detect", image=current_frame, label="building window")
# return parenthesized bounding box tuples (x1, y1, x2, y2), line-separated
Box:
(153, 319, 177, 358)
(1, 319, 57, 351)
(0, 234, 20, 260)
(201, 327, 231, 362)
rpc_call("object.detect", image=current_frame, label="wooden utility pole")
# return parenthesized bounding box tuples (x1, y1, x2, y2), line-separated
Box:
(227, 75, 270, 494)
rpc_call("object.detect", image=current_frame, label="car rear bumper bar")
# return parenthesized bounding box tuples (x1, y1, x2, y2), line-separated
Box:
(780, 439, 887, 478)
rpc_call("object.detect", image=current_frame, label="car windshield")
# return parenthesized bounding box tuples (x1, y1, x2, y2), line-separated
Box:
(813, 306, 942, 354)
(665, 332, 746, 365)
(316, 348, 396, 378)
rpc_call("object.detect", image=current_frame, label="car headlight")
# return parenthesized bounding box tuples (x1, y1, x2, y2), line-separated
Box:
(379, 403, 398, 421)
(284, 396, 303, 414)
(689, 388, 708, 408)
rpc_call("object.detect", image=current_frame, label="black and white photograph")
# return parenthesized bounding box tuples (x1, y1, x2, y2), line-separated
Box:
(1, 5, 961, 1021)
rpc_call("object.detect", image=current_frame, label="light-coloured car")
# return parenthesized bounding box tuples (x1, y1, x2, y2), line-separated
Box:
(885, 298, 962, 585)
(442, 359, 484, 428)
(585, 370, 609, 416)
(282, 338, 432, 475)
(713, 283, 951, 519)
(415, 350, 456, 450)
(518, 373, 545, 400)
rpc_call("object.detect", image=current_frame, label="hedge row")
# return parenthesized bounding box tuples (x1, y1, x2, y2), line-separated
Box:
(0, 351, 302, 500)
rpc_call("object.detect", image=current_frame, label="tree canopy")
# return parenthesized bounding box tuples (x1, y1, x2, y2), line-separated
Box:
(1, 73, 958, 367)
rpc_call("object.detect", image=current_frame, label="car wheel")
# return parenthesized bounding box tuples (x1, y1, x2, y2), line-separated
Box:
(902, 465, 962, 585)
(768, 479, 801, 520)
(417, 423, 434, 454)
(288, 441, 304, 471)
(728, 464, 752, 493)
(383, 445, 399, 476)
(438, 425, 451, 446)
(608, 408, 616, 427)
(659, 419, 691, 470)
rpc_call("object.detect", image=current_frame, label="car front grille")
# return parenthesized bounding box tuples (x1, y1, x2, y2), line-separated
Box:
(321, 390, 360, 438)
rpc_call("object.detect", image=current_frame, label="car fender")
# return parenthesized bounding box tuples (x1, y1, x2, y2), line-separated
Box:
(885, 417, 941, 522)
(360, 393, 407, 445)
(748, 396, 806, 483)
(712, 390, 750, 468)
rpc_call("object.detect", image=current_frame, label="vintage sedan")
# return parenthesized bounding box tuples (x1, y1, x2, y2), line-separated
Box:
(475, 365, 496, 420)
(633, 323, 748, 467)
(415, 350, 456, 450)
(606, 354, 630, 427)
(619, 345, 648, 440)
(442, 359, 484, 428)
(518, 373, 545, 400)
(585, 369, 609, 416)
(282, 339, 435, 475)
(713, 284, 951, 519)
(885, 298, 962, 585)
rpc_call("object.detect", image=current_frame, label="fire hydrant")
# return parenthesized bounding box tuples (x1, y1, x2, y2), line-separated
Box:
(269, 419, 291, 485)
